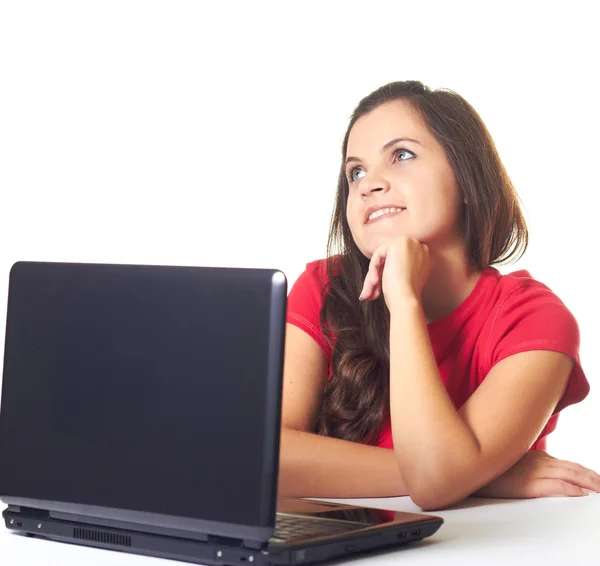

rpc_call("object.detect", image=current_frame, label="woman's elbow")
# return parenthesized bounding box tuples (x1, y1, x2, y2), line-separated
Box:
(407, 478, 470, 511)
(397, 454, 478, 511)
(411, 489, 465, 511)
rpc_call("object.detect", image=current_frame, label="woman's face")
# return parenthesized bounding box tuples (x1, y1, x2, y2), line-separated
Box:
(345, 100, 464, 258)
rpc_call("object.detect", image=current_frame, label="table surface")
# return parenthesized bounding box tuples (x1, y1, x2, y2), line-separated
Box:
(1, 494, 598, 565)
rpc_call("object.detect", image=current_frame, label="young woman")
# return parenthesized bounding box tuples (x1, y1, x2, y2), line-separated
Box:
(278, 80, 599, 511)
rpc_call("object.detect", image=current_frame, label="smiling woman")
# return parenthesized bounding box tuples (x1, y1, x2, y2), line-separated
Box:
(278, 80, 600, 510)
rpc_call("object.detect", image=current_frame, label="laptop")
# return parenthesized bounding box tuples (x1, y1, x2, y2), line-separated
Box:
(0, 261, 443, 565)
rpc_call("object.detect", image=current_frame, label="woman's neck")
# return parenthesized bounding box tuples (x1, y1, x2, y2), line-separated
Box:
(420, 244, 482, 324)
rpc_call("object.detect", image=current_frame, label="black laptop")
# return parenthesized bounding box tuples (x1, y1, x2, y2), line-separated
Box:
(0, 261, 442, 565)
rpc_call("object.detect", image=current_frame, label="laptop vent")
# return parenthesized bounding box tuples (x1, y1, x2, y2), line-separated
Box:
(73, 527, 132, 547)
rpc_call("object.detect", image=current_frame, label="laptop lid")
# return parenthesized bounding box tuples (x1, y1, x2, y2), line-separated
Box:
(0, 261, 287, 544)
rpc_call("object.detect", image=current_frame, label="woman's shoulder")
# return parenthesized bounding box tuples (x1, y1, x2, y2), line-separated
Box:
(492, 267, 572, 310)
(303, 257, 328, 277)
(484, 267, 589, 412)
(287, 257, 331, 308)
(286, 258, 337, 361)
(484, 267, 580, 354)
(296, 255, 342, 285)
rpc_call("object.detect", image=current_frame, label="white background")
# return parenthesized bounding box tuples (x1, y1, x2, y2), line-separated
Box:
(0, 1, 598, 471)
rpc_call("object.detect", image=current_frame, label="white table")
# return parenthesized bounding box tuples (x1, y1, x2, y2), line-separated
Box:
(1, 494, 598, 565)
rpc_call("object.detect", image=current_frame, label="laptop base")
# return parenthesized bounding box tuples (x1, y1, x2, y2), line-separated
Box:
(3, 506, 441, 566)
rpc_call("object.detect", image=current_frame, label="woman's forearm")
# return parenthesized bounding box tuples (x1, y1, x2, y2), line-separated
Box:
(389, 299, 481, 508)
(277, 427, 409, 498)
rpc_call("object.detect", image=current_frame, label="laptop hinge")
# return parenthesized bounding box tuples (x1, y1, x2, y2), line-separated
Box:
(14, 506, 50, 518)
(208, 534, 243, 548)
(243, 539, 263, 550)
(207, 535, 263, 551)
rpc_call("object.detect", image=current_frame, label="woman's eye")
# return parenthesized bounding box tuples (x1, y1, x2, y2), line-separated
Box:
(348, 149, 414, 183)
(350, 168, 365, 182)
(394, 148, 415, 162)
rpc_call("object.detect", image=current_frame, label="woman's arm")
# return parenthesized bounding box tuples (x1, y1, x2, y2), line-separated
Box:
(278, 324, 408, 498)
(388, 299, 571, 510)
(278, 427, 408, 498)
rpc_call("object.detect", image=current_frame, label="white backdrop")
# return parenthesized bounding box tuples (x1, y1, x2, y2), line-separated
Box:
(0, 1, 598, 471)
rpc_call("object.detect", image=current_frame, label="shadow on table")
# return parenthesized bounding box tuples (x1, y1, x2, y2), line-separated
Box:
(440, 496, 522, 511)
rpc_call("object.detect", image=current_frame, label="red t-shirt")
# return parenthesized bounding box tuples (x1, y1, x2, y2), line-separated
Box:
(286, 259, 589, 450)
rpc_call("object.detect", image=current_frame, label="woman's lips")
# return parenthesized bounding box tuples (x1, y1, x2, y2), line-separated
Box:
(366, 208, 406, 225)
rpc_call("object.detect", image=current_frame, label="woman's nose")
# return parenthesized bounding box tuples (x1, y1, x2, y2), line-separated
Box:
(359, 170, 391, 197)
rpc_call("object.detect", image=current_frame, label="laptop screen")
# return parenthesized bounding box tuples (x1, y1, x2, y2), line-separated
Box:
(0, 262, 285, 530)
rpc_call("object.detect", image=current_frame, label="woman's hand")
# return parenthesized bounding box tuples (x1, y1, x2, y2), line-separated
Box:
(475, 450, 600, 498)
(359, 237, 433, 311)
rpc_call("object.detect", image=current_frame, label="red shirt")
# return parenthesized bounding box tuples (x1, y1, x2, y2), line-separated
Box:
(286, 259, 589, 450)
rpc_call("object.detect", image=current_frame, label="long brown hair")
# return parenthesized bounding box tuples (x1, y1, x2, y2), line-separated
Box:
(315, 80, 528, 444)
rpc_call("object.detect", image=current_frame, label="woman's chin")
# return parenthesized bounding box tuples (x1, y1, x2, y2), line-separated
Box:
(366, 232, 411, 249)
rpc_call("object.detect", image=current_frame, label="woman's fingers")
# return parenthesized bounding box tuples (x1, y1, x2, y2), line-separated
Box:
(544, 460, 600, 492)
(359, 270, 378, 300)
(526, 479, 591, 498)
(360, 246, 387, 300)
(371, 247, 387, 274)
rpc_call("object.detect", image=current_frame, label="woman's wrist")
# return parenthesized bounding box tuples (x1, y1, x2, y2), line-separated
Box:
(388, 293, 423, 318)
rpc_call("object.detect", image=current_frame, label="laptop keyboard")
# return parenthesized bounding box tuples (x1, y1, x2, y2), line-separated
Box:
(271, 513, 365, 543)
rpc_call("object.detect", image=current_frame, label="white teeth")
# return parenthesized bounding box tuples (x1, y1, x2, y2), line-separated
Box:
(368, 207, 404, 221)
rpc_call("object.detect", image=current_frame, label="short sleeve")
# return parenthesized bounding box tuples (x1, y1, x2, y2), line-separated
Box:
(489, 281, 590, 416)
(286, 260, 332, 363)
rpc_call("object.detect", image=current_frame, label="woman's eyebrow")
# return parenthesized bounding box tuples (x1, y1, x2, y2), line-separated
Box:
(345, 136, 423, 166)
